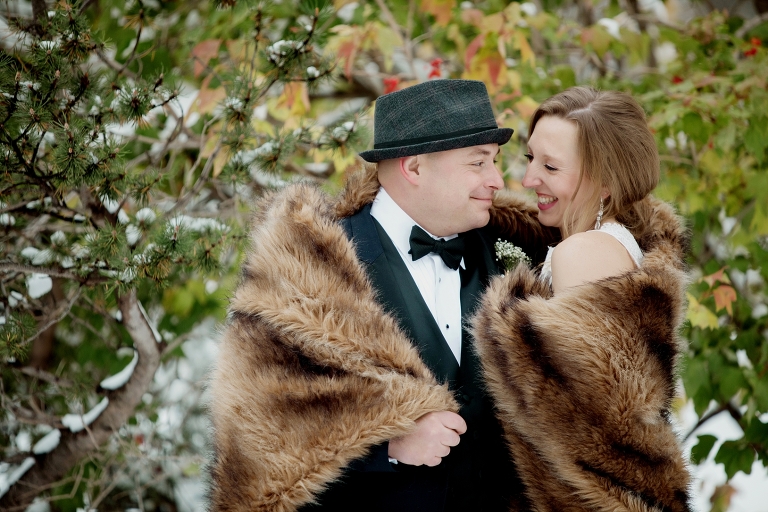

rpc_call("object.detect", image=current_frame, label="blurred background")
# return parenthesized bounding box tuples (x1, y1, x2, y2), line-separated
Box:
(0, 0, 766, 510)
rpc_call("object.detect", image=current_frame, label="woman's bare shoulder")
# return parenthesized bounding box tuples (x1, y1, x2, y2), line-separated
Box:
(550, 231, 636, 295)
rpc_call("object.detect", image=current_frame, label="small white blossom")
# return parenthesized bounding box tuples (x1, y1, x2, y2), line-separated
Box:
(495, 240, 531, 272)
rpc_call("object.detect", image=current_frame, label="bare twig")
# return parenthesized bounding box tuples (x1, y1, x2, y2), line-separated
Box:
(736, 12, 768, 39)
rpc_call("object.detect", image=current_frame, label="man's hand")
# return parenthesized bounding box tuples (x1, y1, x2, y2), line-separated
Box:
(388, 411, 467, 467)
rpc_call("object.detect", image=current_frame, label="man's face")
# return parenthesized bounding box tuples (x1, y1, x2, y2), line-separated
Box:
(414, 143, 504, 236)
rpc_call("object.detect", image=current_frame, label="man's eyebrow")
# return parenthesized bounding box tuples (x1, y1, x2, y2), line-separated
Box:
(466, 148, 500, 157)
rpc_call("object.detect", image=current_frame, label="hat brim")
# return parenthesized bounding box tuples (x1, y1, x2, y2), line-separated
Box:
(358, 127, 514, 163)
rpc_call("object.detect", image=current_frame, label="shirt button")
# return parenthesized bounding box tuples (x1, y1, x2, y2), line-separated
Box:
(446, 324, 449, 329)
(438, 278, 441, 282)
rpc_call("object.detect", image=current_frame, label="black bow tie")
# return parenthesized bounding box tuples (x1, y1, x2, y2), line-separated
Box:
(408, 225, 465, 271)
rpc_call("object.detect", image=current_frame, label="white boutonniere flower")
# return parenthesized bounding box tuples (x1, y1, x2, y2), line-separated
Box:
(495, 239, 531, 272)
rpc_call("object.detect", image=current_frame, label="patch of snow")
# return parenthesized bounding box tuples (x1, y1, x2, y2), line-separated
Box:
(9, 291, 25, 307)
(253, 104, 268, 121)
(598, 18, 621, 39)
(0, 213, 15, 226)
(138, 301, 162, 343)
(100, 350, 139, 390)
(520, 2, 537, 16)
(32, 429, 61, 454)
(336, 2, 358, 22)
(205, 280, 218, 294)
(99, 195, 120, 214)
(136, 208, 157, 223)
(21, 247, 53, 265)
(0, 457, 35, 499)
(170, 215, 228, 233)
(16, 431, 31, 452)
(126, 224, 142, 245)
(61, 397, 109, 433)
(118, 209, 130, 224)
(307, 66, 320, 78)
(51, 231, 66, 245)
(26, 274, 52, 299)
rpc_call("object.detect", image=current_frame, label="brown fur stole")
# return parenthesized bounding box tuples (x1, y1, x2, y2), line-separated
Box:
(472, 198, 693, 512)
(208, 163, 551, 512)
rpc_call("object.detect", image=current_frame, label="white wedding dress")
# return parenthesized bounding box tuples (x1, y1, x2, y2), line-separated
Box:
(540, 223, 644, 287)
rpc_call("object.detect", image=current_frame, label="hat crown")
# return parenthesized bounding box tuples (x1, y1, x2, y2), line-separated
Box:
(373, 80, 499, 147)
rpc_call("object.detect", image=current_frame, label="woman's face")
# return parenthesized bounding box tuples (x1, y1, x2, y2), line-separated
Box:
(521, 116, 597, 234)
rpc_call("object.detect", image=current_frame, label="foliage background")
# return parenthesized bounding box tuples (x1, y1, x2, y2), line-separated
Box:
(1, 0, 767, 510)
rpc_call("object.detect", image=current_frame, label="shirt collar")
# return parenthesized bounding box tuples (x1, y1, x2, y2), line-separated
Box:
(370, 187, 464, 269)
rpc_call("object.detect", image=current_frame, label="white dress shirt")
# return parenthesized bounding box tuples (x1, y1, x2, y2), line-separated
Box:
(370, 188, 464, 364)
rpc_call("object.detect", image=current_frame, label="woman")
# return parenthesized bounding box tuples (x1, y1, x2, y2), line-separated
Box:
(472, 87, 693, 512)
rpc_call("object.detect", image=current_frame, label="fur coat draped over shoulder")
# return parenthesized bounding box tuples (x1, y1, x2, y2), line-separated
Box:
(472, 197, 693, 512)
(207, 165, 551, 512)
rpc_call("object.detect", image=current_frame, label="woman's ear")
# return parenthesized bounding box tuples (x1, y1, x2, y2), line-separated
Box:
(601, 186, 610, 201)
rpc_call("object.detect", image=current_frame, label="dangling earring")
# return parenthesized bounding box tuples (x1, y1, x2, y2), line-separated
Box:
(594, 197, 604, 230)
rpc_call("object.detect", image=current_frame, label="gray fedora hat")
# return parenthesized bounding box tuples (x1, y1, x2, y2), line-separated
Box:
(359, 79, 513, 163)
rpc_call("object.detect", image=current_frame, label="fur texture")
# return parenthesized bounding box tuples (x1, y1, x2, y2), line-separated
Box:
(208, 165, 550, 512)
(472, 197, 693, 512)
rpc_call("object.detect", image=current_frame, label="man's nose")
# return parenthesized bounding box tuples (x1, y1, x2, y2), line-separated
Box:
(487, 166, 504, 190)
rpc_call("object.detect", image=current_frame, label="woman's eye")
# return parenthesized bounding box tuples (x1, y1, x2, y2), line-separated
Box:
(524, 153, 533, 162)
(544, 164, 558, 171)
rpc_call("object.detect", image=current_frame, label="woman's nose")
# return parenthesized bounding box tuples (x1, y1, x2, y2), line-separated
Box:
(521, 167, 539, 188)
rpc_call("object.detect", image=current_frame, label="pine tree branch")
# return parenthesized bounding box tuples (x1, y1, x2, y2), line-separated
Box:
(0, 291, 162, 511)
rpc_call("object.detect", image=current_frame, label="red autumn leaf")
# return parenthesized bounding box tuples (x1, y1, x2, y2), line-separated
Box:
(465, 33, 486, 72)
(750, 37, 762, 47)
(383, 76, 400, 94)
(745, 47, 758, 57)
(702, 267, 731, 288)
(484, 54, 503, 86)
(713, 285, 737, 315)
(337, 40, 358, 80)
(191, 39, 221, 77)
(672, 75, 684, 84)
(428, 58, 442, 79)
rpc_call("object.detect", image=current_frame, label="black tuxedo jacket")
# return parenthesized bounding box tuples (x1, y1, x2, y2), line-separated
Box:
(301, 204, 523, 512)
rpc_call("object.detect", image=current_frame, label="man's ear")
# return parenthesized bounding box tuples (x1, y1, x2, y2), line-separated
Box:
(399, 155, 421, 186)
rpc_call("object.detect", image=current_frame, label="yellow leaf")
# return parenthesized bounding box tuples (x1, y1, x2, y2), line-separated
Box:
(200, 136, 219, 159)
(371, 23, 403, 71)
(512, 31, 535, 66)
(421, 0, 455, 27)
(334, 0, 357, 7)
(191, 39, 221, 78)
(332, 150, 357, 174)
(581, 26, 611, 58)
(514, 95, 539, 120)
(502, 2, 521, 26)
(751, 202, 768, 235)
(686, 292, 719, 330)
(64, 191, 81, 209)
(702, 267, 731, 288)
(507, 69, 522, 94)
(253, 119, 276, 138)
(212, 150, 228, 178)
(482, 13, 504, 33)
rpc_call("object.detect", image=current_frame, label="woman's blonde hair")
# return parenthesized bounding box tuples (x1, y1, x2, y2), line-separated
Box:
(529, 86, 659, 239)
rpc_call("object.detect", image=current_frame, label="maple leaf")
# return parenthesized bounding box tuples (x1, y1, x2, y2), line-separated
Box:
(702, 267, 731, 288)
(191, 39, 221, 77)
(713, 285, 737, 316)
(421, 0, 455, 27)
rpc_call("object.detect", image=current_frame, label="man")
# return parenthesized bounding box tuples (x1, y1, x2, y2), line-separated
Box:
(208, 80, 555, 512)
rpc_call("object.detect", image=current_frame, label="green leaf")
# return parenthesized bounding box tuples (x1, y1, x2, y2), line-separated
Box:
(714, 440, 755, 479)
(682, 112, 710, 145)
(719, 365, 748, 399)
(744, 119, 768, 164)
(691, 434, 718, 464)
(754, 378, 768, 411)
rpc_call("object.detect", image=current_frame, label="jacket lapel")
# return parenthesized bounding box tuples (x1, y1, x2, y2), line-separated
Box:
(341, 205, 459, 385)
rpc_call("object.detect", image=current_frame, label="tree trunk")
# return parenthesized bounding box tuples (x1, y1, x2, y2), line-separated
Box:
(0, 291, 162, 511)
